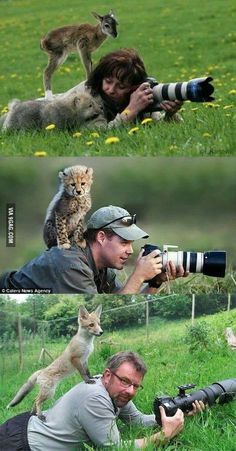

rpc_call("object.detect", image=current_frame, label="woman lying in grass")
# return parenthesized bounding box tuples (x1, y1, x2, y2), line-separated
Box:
(59, 48, 183, 129)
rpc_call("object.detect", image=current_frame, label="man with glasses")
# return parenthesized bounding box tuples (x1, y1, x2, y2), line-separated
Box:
(0, 351, 204, 450)
(0, 205, 187, 294)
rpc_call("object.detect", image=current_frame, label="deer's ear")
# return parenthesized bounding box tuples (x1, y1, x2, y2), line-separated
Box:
(91, 11, 103, 21)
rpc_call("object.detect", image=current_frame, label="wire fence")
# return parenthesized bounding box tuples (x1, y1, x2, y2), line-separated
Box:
(0, 293, 235, 374)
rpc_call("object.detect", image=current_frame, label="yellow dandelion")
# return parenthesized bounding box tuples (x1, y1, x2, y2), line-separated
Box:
(64, 67, 71, 73)
(141, 118, 153, 125)
(128, 127, 139, 135)
(229, 89, 236, 95)
(73, 132, 82, 138)
(1, 106, 8, 114)
(90, 132, 100, 138)
(34, 151, 47, 157)
(202, 133, 212, 138)
(105, 137, 120, 144)
(45, 124, 56, 130)
(223, 105, 233, 110)
(205, 103, 220, 108)
(86, 141, 95, 146)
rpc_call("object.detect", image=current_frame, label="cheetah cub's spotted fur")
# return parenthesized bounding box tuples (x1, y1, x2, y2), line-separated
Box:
(43, 165, 93, 249)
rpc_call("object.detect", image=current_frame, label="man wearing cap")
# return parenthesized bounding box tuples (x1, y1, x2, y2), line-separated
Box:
(0, 206, 186, 294)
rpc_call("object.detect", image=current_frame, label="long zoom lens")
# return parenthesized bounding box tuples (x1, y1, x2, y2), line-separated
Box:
(153, 378, 236, 426)
(142, 245, 226, 278)
(145, 76, 215, 111)
(165, 250, 226, 278)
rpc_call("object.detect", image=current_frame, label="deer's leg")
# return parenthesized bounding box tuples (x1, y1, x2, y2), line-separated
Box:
(77, 44, 92, 79)
(43, 51, 68, 99)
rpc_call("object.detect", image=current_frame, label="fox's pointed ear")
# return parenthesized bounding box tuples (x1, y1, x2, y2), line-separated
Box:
(95, 304, 102, 317)
(79, 305, 89, 320)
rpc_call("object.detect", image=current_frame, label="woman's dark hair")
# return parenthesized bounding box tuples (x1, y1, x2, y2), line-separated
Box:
(86, 48, 148, 95)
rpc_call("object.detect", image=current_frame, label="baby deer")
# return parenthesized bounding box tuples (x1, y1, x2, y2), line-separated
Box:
(41, 10, 118, 99)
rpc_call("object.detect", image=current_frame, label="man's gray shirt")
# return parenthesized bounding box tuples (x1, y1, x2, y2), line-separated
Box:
(2, 245, 122, 293)
(27, 378, 156, 450)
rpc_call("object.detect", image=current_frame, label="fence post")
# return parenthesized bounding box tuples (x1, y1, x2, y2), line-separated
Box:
(146, 301, 149, 340)
(227, 293, 231, 312)
(17, 313, 23, 371)
(191, 294, 195, 324)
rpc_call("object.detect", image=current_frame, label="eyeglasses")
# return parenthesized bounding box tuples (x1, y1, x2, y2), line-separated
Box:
(110, 371, 143, 391)
(100, 214, 137, 229)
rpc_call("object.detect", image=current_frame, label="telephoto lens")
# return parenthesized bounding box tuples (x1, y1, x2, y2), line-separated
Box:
(153, 379, 236, 426)
(142, 244, 226, 279)
(145, 76, 215, 112)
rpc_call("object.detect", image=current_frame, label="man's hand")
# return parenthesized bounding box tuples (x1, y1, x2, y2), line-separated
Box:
(154, 260, 189, 285)
(135, 405, 184, 448)
(134, 248, 163, 282)
(186, 400, 205, 416)
(160, 406, 184, 441)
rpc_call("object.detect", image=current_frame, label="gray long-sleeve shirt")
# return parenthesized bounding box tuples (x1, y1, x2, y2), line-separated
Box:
(27, 378, 156, 450)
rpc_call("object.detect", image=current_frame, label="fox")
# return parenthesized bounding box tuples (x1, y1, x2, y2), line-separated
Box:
(7, 304, 103, 420)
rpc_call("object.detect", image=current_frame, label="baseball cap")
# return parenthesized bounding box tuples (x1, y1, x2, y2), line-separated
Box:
(86, 205, 149, 241)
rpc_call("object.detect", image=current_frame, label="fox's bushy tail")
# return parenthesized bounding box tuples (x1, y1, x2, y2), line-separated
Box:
(7, 369, 42, 408)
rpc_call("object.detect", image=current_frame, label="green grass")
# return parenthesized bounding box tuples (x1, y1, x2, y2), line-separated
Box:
(0, 0, 235, 156)
(1, 309, 236, 450)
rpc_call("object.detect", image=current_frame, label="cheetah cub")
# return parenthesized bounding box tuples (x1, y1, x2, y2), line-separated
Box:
(43, 165, 93, 249)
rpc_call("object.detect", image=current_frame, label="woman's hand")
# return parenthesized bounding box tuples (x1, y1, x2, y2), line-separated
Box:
(159, 100, 183, 117)
(123, 82, 154, 119)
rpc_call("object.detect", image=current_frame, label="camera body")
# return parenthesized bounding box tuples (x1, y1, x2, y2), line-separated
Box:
(144, 76, 215, 112)
(153, 379, 236, 426)
(142, 244, 226, 283)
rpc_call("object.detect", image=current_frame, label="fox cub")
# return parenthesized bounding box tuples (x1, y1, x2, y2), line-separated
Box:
(43, 165, 93, 249)
(7, 305, 103, 419)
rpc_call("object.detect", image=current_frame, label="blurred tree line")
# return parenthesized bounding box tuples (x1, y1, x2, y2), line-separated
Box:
(0, 294, 235, 340)
(0, 157, 236, 271)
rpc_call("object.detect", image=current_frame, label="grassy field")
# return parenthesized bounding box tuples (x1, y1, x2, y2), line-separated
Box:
(0, 309, 236, 449)
(0, 0, 235, 156)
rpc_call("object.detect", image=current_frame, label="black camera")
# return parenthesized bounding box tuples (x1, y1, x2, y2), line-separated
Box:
(153, 379, 236, 426)
(143, 244, 226, 284)
(145, 76, 214, 111)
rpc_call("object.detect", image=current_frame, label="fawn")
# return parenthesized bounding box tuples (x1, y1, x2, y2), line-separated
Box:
(40, 10, 118, 99)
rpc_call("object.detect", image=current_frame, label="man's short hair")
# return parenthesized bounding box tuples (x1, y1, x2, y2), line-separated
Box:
(106, 351, 147, 376)
(84, 228, 116, 244)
